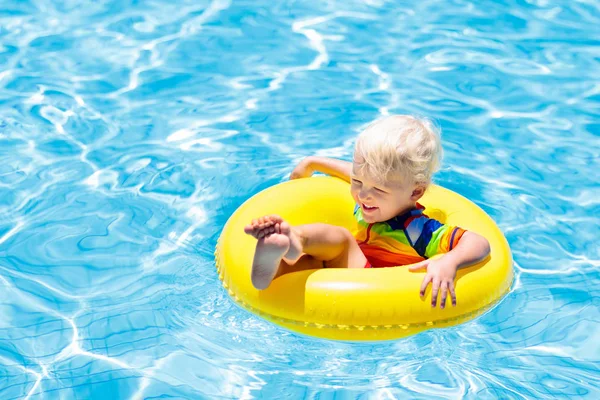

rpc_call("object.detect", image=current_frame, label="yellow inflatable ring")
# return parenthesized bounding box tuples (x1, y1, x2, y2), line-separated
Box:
(215, 176, 513, 341)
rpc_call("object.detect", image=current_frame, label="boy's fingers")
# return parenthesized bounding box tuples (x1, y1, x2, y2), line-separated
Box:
(419, 274, 432, 297)
(431, 279, 440, 307)
(409, 260, 429, 272)
(440, 283, 448, 309)
(449, 282, 457, 306)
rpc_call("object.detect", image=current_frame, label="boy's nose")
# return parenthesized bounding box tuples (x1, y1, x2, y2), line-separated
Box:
(359, 188, 372, 201)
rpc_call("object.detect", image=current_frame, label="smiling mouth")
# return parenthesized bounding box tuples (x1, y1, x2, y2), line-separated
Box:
(362, 203, 378, 212)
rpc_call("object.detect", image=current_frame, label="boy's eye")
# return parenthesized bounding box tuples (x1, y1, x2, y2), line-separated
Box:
(351, 179, 362, 185)
(375, 188, 387, 194)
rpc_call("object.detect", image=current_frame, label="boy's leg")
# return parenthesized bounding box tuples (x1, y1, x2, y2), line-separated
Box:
(273, 223, 368, 279)
(292, 223, 367, 269)
(245, 217, 367, 290)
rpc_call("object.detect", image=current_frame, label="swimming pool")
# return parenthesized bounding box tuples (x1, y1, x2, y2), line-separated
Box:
(0, 0, 598, 398)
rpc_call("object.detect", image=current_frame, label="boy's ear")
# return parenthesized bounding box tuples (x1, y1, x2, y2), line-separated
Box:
(411, 186, 426, 201)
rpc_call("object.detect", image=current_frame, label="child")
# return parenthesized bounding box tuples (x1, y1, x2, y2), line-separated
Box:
(243, 115, 490, 308)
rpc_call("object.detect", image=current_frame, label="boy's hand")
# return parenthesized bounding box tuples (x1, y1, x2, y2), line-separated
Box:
(408, 256, 459, 308)
(290, 157, 314, 180)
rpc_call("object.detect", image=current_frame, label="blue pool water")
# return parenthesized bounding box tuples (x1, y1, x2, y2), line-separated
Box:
(1, 0, 599, 398)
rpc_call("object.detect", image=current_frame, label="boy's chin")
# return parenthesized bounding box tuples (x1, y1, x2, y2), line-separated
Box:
(362, 214, 382, 223)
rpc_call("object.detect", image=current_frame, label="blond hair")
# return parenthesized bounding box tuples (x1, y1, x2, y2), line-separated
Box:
(354, 115, 442, 186)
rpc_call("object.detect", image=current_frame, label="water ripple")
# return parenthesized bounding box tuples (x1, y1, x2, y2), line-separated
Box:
(1, 0, 599, 398)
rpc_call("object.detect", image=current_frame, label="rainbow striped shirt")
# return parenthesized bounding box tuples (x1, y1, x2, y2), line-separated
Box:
(352, 203, 466, 268)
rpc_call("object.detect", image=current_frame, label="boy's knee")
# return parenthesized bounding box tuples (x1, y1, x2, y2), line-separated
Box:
(296, 223, 355, 249)
(334, 226, 355, 245)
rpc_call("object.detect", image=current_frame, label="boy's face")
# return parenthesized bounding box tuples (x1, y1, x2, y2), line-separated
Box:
(350, 158, 424, 223)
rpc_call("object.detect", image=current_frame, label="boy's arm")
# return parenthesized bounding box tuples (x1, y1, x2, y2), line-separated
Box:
(409, 231, 490, 308)
(290, 156, 352, 182)
(443, 231, 491, 268)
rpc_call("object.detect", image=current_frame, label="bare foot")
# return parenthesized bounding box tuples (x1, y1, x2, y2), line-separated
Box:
(251, 233, 290, 290)
(244, 215, 280, 239)
(279, 221, 303, 264)
(244, 215, 305, 289)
